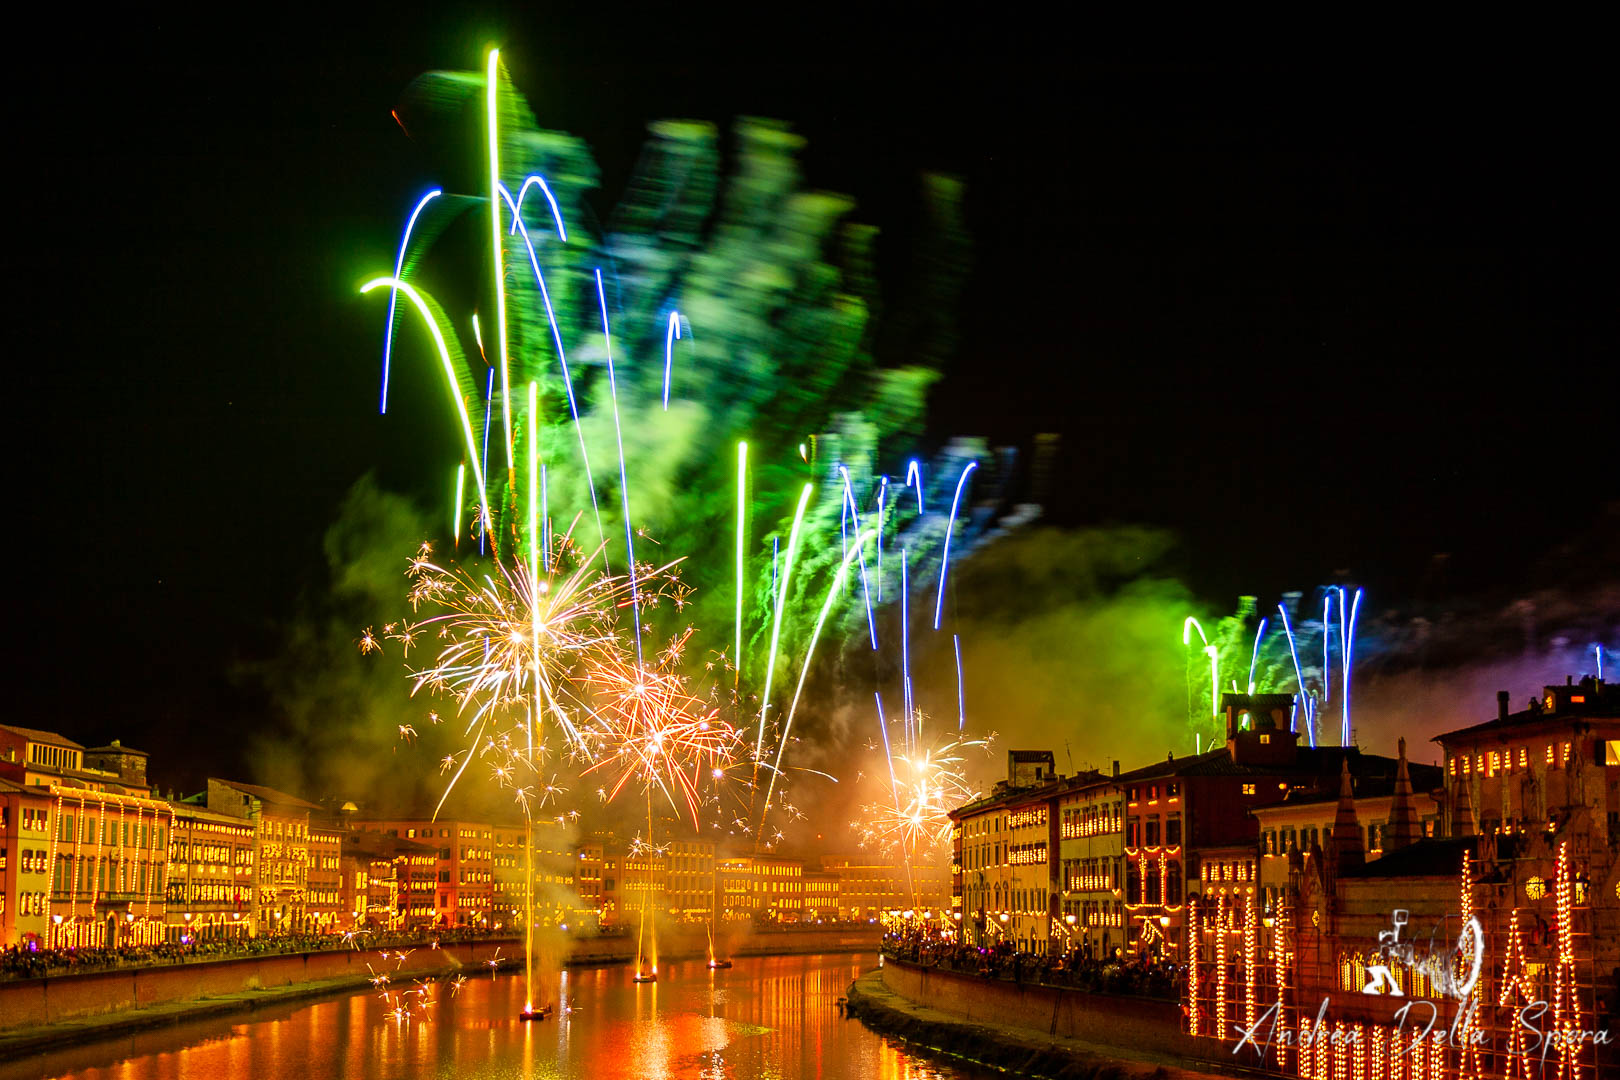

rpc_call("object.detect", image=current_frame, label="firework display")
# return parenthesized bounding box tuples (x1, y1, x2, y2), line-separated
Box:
(356, 44, 999, 1005)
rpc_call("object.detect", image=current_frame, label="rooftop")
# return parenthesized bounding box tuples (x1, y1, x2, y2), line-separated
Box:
(1341, 837, 1476, 879)
(1250, 766, 1445, 813)
(86, 740, 148, 756)
(1432, 680, 1618, 745)
(0, 725, 85, 751)
(213, 778, 324, 811)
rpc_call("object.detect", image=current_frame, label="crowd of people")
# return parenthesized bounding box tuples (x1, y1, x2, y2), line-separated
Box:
(0, 926, 507, 981)
(882, 925, 1179, 1000)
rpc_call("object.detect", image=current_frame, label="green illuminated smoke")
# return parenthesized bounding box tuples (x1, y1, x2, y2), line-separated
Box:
(384, 64, 970, 694)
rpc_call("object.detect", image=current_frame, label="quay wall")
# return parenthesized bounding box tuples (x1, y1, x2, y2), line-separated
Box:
(877, 958, 1223, 1064)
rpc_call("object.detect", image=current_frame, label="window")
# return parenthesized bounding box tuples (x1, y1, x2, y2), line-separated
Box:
(1242, 783, 1256, 796)
(1260, 734, 1271, 744)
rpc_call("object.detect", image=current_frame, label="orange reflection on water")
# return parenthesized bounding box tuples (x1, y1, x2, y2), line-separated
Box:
(4, 954, 992, 1080)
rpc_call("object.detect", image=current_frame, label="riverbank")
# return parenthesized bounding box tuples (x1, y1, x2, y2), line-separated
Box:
(0, 929, 876, 1057)
(847, 964, 1256, 1079)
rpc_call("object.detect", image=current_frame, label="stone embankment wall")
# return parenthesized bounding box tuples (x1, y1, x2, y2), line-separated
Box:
(876, 958, 1224, 1065)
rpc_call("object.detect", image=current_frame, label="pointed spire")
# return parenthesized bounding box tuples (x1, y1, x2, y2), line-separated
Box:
(1331, 759, 1365, 874)
(1387, 737, 1421, 852)
(1453, 769, 1477, 838)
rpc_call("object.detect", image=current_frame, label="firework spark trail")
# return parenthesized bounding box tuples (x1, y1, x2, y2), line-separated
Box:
(360, 279, 490, 535)
(480, 367, 494, 554)
(527, 382, 539, 577)
(1182, 616, 1219, 731)
(874, 691, 898, 807)
(837, 466, 878, 649)
(953, 633, 966, 732)
(662, 311, 681, 410)
(485, 48, 514, 474)
(1339, 586, 1362, 745)
(1321, 594, 1332, 707)
(1277, 602, 1315, 747)
(500, 194, 606, 563)
(754, 483, 813, 764)
(901, 552, 913, 748)
(735, 442, 747, 681)
(453, 464, 464, 547)
(761, 528, 870, 817)
(905, 459, 923, 512)
(933, 460, 977, 631)
(1247, 617, 1268, 694)
(380, 189, 442, 414)
(511, 174, 567, 241)
(875, 476, 887, 602)
(595, 268, 643, 667)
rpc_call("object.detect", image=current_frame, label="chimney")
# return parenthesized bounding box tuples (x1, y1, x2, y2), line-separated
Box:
(1112, 760, 1120, 779)
(1497, 691, 1510, 722)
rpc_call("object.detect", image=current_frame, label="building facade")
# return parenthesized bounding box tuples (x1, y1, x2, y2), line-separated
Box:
(165, 802, 254, 942)
(199, 780, 321, 935)
(0, 729, 174, 949)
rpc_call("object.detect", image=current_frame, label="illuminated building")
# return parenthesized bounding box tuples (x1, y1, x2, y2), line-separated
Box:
(353, 819, 494, 928)
(165, 801, 254, 942)
(490, 819, 577, 931)
(1118, 694, 1441, 962)
(1250, 749, 1442, 921)
(308, 825, 343, 932)
(950, 750, 1069, 953)
(1056, 767, 1125, 955)
(339, 830, 434, 931)
(0, 729, 172, 948)
(575, 838, 605, 920)
(753, 854, 804, 922)
(950, 701, 1453, 961)
(0, 778, 57, 947)
(819, 853, 947, 922)
(195, 780, 320, 935)
(665, 837, 715, 924)
(803, 869, 840, 921)
(1433, 678, 1617, 842)
(715, 853, 756, 921)
(1182, 678, 1618, 1078)
(616, 843, 666, 921)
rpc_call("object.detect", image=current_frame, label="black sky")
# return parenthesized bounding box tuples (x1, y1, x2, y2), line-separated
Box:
(11, 16, 1612, 784)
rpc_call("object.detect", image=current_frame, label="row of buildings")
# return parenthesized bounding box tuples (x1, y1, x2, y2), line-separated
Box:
(948, 675, 1620, 1077)
(0, 723, 943, 949)
(949, 676, 1616, 961)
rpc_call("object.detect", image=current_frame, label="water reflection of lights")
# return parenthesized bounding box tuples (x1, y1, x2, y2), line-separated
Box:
(7, 955, 994, 1080)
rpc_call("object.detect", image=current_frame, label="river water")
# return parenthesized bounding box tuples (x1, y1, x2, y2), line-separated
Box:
(3, 954, 997, 1080)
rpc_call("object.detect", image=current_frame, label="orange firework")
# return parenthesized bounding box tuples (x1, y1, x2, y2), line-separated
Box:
(580, 629, 739, 827)
(853, 727, 994, 859)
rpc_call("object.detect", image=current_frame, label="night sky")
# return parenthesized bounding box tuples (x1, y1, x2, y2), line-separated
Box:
(12, 17, 1612, 787)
